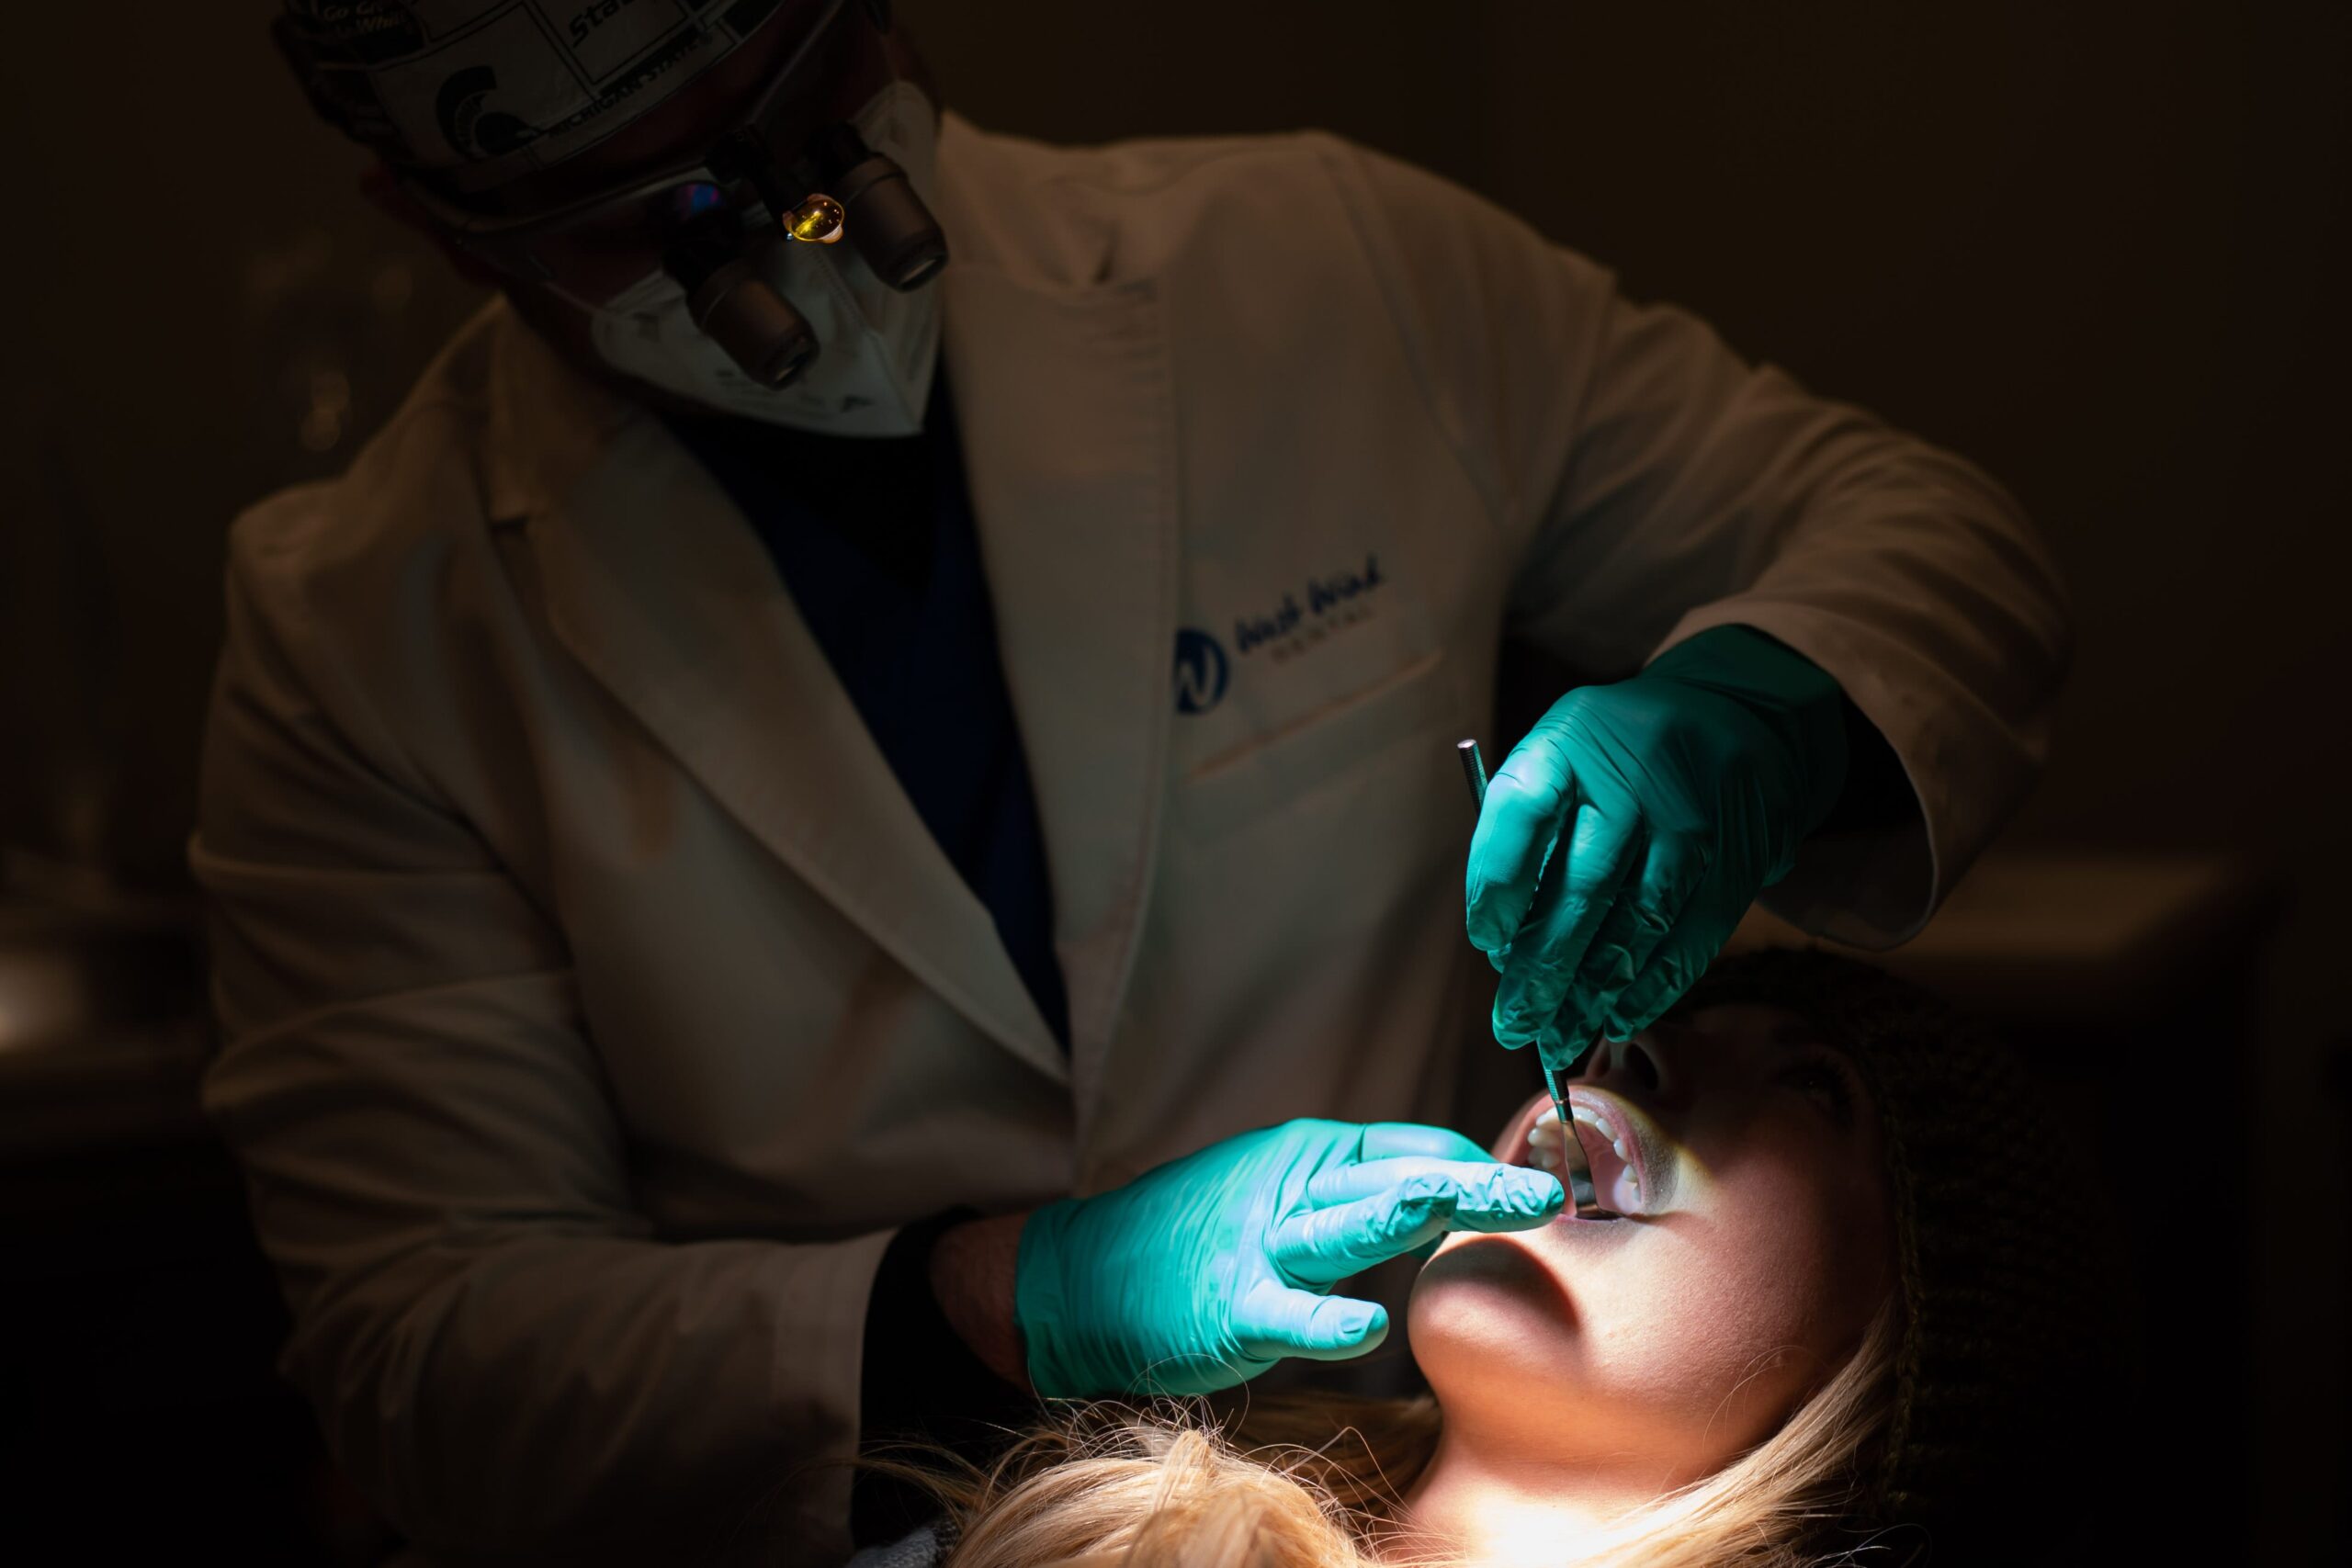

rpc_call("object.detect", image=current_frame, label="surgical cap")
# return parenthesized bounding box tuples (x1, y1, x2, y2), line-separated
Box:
(277, 1, 802, 194)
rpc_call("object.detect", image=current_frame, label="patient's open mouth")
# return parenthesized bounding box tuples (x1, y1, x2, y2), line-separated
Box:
(1527, 1088, 1660, 1218)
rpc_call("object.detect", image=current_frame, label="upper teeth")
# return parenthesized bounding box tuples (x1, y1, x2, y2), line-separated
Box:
(1560, 1102, 1639, 1194)
(1569, 1103, 1618, 1153)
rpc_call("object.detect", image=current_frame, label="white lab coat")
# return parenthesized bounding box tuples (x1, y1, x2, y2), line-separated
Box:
(194, 114, 2065, 1564)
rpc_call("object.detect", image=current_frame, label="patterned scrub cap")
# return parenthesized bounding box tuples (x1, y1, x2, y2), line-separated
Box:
(277, 0, 811, 194)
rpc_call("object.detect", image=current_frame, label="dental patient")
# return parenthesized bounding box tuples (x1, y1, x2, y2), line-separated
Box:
(854, 952, 2116, 1568)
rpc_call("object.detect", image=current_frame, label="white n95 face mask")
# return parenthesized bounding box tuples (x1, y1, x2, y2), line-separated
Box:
(576, 80, 943, 436)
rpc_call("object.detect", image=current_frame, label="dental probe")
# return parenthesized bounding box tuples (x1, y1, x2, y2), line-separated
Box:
(1456, 739, 1615, 1221)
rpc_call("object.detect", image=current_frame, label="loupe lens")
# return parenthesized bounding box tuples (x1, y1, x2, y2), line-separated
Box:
(690, 261, 820, 388)
(808, 124, 947, 292)
(666, 218, 820, 389)
(833, 155, 948, 290)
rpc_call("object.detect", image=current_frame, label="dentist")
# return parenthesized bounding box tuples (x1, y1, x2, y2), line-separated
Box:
(199, 3, 2067, 1562)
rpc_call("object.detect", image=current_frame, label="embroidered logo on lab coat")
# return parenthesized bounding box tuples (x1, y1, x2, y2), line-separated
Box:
(1172, 628, 1231, 714)
(1230, 554, 1385, 665)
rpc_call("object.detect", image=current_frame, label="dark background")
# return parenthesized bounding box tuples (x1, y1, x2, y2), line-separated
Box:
(3, 2, 2346, 1561)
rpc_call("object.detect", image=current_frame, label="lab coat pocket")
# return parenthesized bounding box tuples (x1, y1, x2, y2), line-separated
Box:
(1171, 647, 1455, 841)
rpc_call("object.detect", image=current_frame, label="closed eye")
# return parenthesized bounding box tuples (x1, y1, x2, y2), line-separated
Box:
(1778, 1051, 1858, 1127)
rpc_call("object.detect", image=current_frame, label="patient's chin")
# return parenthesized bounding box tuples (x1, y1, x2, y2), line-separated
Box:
(1407, 1231, 1576, 1386)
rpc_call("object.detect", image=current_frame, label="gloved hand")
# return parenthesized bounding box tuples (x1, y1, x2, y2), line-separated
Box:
(1015, 1119, 1563, 1397)
(1466, 625, 1849, 1058)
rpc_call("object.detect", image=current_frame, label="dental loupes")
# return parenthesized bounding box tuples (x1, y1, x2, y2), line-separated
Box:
(1456, 739, 1616, 1221)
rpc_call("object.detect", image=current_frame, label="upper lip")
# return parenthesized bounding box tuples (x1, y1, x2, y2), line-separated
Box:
(1563, 1085, 1667, 1216)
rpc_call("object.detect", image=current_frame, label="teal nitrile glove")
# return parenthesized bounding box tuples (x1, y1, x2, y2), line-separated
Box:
(1466, 625, 1849, 1058)
(1015, 1119, 1564, 1398)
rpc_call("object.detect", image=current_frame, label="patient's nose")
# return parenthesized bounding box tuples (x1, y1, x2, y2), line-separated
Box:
(1577, 1032, 1673, 1103)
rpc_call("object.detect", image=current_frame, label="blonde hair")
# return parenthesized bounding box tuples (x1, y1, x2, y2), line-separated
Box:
(874, 1302, 1899, 1568)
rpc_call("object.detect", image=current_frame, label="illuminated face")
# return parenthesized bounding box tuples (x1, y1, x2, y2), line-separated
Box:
(1408, 1004, 1894, 1485)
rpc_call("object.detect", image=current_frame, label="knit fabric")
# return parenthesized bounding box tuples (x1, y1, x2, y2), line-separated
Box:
(1684, 949, 2128, 1562)
(842, 1523, 944, 1568)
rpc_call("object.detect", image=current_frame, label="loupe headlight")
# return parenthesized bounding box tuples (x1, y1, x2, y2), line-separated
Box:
(710, 121, 948, 293)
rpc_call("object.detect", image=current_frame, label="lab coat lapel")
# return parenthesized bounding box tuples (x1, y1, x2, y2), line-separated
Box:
(944, 265, 1178, 1122)
(526, 396, 1069, 1085)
